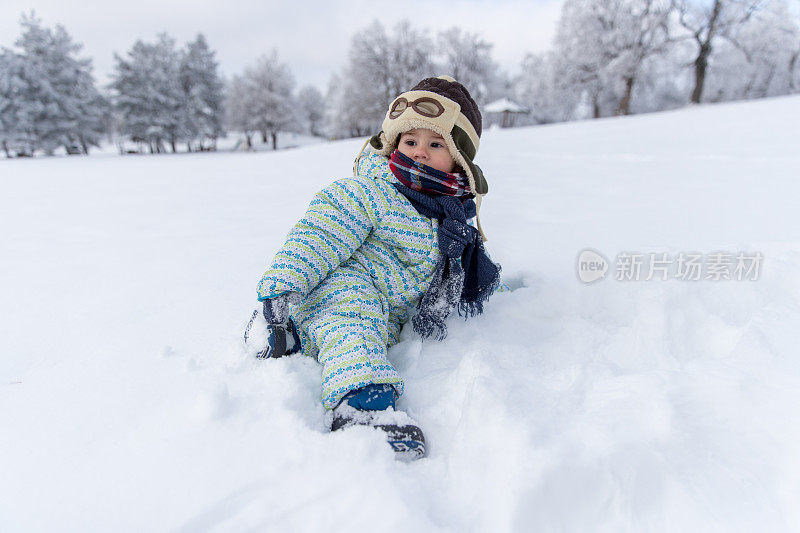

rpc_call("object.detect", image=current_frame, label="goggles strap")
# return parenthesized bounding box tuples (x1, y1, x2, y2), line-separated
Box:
(475, 194, 487, 242)
(353, 137, 372, 175)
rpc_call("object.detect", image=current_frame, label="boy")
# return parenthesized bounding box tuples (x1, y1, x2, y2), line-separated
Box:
(255, 76, 500, 460)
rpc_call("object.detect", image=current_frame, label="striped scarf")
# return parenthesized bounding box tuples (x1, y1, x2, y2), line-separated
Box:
(389, 150, 473, 198)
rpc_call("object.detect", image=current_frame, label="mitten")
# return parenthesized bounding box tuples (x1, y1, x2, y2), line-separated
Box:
(258, 293, 301, 358)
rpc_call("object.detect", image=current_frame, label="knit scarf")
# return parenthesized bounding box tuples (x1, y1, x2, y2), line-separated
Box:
(389, 150, 501, 341)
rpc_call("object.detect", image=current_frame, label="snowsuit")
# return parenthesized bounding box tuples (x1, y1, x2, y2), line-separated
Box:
(257, 151, 440, 409)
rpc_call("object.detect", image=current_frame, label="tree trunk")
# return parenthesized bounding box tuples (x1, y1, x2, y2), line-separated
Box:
(592, 94, 601, 119)
(789, 51, 799, 92)
(246, 133, 252, 149)
(691, 42, 711, 104)
(690, 0, 722, 104)
(261, 130, 268, 143)
(170, 138, 177, 153)
(758, 65, 776, 98)
(2, 140, 9, 158)
(271, 132, 278, 150)
(615, 76, 635, 116)
(80, 138, 89, 155)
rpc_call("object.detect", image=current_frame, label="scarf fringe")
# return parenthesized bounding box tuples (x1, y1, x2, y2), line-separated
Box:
(411, 254, 501, 340)
(458, 266, 501, 318)
(412, 256, 463, 341)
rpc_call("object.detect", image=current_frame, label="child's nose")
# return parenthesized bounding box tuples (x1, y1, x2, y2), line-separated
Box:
(413, 146, 428, 159)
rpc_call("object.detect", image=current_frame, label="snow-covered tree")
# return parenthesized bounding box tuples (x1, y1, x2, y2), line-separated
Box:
(672, 0, 767, 103)
(516, 51, 583, 124)
(792, 33, 800, 93)
(225, 73, 256, 149)
(435, 28, 500, 104)
(553, 0, 673, 118)
(111, 34, 184, 153)
(2, 13, 107, 155)
(626, 47, 692, 112)
(296, 85, 326, 137)
(702, 0, 799, 101)
(0, 48, 35, 157)
(326, 72, 377, 139)
(241, 50, 295, 150)
(179, 34, 225, 151)
(328, 21, 436, 138)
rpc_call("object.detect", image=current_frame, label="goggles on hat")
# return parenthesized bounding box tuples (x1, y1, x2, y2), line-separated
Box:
(389, 96, 445, 119)
(384, 90, 463, 136)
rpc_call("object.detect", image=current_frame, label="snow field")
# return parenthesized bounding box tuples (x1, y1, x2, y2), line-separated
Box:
(2, 96, 800, 532)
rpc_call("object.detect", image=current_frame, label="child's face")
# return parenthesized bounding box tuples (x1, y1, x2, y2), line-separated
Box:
(397, 129, 456, 173)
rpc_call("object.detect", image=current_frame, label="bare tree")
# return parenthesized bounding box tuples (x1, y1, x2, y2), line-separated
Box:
(225, 74, 255, 149)
(554, 0, 672, 118)
(243, 50, 295, 150)
(327, 21, 435, 138)
(435, 28, 499, 104)
(701, 0, 800, 100)
(672, 0, 765, 103)
(516, 51, 582, 123)
(612, 0, 673, 115)
(297, 85, 326, 137)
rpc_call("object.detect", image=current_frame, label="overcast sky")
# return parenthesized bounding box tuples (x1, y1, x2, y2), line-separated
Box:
(0, 0, 565, 91)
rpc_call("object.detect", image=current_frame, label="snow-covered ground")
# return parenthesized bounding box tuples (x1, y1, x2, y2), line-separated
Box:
(2, 96, 799, 532)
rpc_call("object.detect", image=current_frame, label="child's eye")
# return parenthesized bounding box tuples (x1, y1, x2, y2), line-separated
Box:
(404, 139, 416, 147)
(431, 142, 443, 149)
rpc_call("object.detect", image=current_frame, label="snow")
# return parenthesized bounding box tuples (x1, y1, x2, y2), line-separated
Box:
(2, 96, 800, 531)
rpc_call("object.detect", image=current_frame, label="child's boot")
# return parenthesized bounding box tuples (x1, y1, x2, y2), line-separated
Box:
(332, 384, 426, 461)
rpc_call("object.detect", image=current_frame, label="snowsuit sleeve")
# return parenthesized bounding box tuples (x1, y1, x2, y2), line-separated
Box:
(257, 177, 385, 301)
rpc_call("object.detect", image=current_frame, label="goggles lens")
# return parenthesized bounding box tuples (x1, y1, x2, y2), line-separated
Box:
(389, 98, 408, 118)
(389, 97, 445, 119)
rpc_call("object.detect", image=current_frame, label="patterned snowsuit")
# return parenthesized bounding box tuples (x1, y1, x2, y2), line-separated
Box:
(257, 151, 440, 409)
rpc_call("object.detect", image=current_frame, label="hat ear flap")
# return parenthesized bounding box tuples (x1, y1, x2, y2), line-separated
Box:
(369, 132, 384, 150)
(459, 149, 488, 195)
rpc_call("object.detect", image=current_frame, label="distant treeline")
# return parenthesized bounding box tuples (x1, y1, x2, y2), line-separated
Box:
(2, 1, 799, 157)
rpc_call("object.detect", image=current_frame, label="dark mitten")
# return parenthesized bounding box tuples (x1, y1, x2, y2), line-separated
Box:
(257, 294, 301, 359)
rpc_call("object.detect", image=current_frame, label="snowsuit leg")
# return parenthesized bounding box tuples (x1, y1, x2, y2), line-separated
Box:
(291, 259, 404, 409)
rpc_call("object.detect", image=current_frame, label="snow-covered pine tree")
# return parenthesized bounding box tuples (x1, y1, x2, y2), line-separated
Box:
(111, 34, 183, 153)
(179, 34, 225, 151)
(9, 13, 107, 155)
(0, 48, 36, 157)
(243, 50, 295, 150)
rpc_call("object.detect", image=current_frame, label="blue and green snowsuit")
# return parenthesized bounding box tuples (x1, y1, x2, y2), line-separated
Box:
(257, 151, 440, 409)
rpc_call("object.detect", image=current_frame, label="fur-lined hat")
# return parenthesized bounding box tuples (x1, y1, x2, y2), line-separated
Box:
(367, 75, 488, 196)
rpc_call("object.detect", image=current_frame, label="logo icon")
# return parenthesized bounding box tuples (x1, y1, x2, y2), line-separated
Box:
(577, 249, 608, 283)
